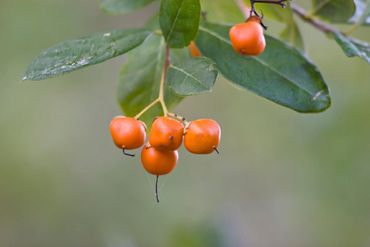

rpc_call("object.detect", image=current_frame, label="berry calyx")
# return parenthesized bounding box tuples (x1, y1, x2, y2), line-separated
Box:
(141, 145, 178, 176)
(188, 41, 202, 57)
(109, 116, 146, 155)
(184, 119, 221, 154)
(149, 117, 184, 151)
(229, 16, 266, 56)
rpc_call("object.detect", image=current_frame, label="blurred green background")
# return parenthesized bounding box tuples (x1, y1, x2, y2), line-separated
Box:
(1, 0, 370, 246)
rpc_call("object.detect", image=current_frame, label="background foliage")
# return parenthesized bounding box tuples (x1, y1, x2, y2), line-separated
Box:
(1, 0, 370, 246)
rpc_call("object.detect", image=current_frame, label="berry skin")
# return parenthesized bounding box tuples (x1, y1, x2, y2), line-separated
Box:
(188, 41, 202, 57)
(149, 117, 184, 151)
(184, 119, 221, 154)
(109, 116, 146, 150)
(141, 146, 178, 176)
(229, 16, 266, 56)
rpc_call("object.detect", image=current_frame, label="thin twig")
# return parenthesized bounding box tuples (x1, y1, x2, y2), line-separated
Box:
(290, 3, 337, 34)
(158, 46, 170, 116)
(235, 0, 250, 19)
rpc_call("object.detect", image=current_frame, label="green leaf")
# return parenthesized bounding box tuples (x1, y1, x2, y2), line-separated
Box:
(199, 0, 243, 23)
(195, 22, 331, 113)
(100, 0, 157, 15)
(167, 57, 218, 96)
(333, 32, 370, 64)
(23, 29, 151, 81)
(159, 0, 201, 48)
(311, 0, 356, 22)
(280, 18, 305, 51)
(118, 34, 183, 126)
(351, 0, 370, 25)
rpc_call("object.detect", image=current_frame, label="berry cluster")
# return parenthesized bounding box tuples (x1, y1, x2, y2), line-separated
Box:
(109, 115, 221, 202)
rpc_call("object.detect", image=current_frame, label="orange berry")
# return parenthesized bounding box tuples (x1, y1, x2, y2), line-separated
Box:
(141, 146, 178, 176)
(149, 117, 184, 151)
(188, 41, 202, 57)
(229, 16, 266, 56)
(109, 116, 146, 150)
(184, 119, 221, 154)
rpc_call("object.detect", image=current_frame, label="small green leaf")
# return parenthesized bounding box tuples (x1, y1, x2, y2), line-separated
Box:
(311, 0, 356, 22)
(100, 0, 157, 15)
(195, 22, 331, 113)
(23, 29, 151, 81)
(160, 0, 201, 48)
(333, 32, 370, 64)
(118, 34, 183, 126)
(167, 57, 218, 96)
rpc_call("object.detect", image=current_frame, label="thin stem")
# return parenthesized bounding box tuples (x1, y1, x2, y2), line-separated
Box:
(133, 46, 172, 120)
(155, 175, 160, 203)
(290, 3, 337, 34)
(134, 98, 160, 119)
(122, 149, 135, 157)
(158, 46, 171, 116)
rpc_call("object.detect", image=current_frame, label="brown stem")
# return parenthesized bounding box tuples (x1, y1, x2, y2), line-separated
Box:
(290, 3, 337, 34)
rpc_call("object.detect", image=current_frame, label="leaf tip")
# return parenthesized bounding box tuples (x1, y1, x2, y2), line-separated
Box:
(310, 90, 332, 113)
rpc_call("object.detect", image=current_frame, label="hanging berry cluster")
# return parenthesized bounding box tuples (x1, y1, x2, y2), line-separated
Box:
(109, 115, 221, 202)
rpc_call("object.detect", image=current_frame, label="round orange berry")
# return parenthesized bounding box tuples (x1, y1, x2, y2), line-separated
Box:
(229, 16, 266, 56)
(109, 116, 146, 150)
(149, 117, 184, 151)
(184, 119, 221, 154)
(141, 146, 178, 176)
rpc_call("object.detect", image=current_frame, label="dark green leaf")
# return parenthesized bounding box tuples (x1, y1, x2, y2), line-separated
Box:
(311, 0, 356, 22)
(118, 34, 183, 126)
(333, 32, 370, 64)
(160, 0, 201, 48)
(167, 57, 218, 95)
(100, 0, 157, 15)
(195, 22, 331, 113)
(23, 29, 151, 81)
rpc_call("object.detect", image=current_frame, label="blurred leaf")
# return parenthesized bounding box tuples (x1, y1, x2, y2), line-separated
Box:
(333, 32, 370, 64)
(169, 223, 224, 247)
(23, 29, 151, 81)
(200, 0, 243, 23)
(195, 22, 331, 113)
(167, 57, 218, 95)
(350, 0, 370, 25)
(311, 0, 356, 22)
(118, 34, 183, 126)
(159, 0, 201, 48)
(280, 18, 305, 51)
(100, 0, 157, 15)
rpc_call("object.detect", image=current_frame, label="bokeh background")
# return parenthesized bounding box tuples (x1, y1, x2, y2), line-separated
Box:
(1, 0, 370, 246)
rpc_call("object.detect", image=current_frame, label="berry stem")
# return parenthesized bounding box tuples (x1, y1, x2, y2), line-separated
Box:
(155, 175, 160, 203)
(134, 98, 160, 119)
(134, 46, 171, 120)
(122, 149, 135, 157)
(159, 46, 171, 117)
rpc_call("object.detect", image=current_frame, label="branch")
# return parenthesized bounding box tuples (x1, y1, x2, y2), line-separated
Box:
(290, 3, 338, 34)
(235, 0, 250, 19)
